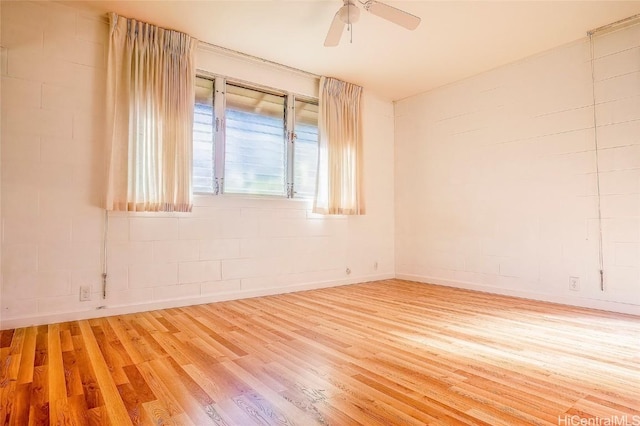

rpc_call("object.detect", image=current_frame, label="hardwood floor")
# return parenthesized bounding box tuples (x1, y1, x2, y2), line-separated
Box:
(1, 279, 638, 425)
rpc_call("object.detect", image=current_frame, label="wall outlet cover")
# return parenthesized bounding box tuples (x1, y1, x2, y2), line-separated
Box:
(80, 285, 92, 301)
(569, 276, 580, 291)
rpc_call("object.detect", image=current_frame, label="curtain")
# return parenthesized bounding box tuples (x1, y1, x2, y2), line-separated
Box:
(106, 13, 197, 212)
(313, 77, 365, 215)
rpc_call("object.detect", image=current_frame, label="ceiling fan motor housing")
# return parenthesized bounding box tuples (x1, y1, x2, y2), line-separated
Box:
(338, 1, 360, 24)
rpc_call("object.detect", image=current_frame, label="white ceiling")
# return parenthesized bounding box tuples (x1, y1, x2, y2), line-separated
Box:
(75, 1, 640, 101)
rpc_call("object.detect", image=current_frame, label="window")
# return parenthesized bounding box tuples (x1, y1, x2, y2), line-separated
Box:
(192, 76, 319, 199)
(225, 84, 286, 196)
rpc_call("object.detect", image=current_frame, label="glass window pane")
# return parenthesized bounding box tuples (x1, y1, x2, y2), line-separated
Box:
(193, 77, 215, 193)
(224, 84, 286, 196)
(293, 99, 319, 199)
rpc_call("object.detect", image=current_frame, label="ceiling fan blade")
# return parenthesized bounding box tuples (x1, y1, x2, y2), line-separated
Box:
(365, 1, 421, 30)
(324, 11, 346, 46)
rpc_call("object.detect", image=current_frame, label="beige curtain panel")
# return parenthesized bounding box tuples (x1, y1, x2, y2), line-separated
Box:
(313, 77, 365, 215)
(106, 13, 197, 212)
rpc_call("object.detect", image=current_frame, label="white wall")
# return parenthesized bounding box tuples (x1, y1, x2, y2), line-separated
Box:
(2, 1, 636, 329)
(395, 24, 640, 314)
(1, 0, 109, 328)
(0, 1, 395, 329)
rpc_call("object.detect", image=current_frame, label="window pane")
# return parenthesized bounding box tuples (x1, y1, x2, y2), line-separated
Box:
(193, 77, 215, 193)
(224, 84, 286, 196)
(293, 99, 319, 199)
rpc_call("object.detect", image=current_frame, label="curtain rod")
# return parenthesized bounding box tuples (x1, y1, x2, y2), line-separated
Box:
(197, 40, 321, 80)
(101, 11, 319, 80)
(587, 13, 640, 36)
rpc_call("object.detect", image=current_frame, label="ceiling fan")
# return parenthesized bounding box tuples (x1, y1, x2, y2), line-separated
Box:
(324, 0, 421, 47)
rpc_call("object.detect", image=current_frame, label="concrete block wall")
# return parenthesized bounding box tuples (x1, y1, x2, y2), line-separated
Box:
(395, 23, 639, 313)
(0, 1, 395, 328)
(1, 1, 109, 324)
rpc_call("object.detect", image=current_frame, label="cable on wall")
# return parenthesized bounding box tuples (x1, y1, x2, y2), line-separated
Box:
(587, 33, 605, 292)
(101, 210, 109, 301)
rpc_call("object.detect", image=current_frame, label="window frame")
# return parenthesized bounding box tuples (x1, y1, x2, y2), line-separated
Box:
(193, 72, 319, 200)
(192, 76, 216, 194)
(290, 95, 321, 199)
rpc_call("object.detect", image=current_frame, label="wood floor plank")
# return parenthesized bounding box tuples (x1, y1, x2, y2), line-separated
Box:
(77, 321, 132, 425)
(91, 324, 129, 385)
(65, 394, 89, 426)
(0, 279, 638, 425)
(135, 361, 184, 419)
(116, 382, 150, 425)
(9, 383, 30, 426)
(48, 324, 70, 424)
(0, 330, 15, 349)
(105, 317, 145, 366)
(121, 364, 156, 404)
(28, 365, 48, 426)
(0, 381, 15, 425)
(180, 364, 226, 403)
(71, 334, 103, 410)
(85, 405, 108, 426)
(214, 397, 271, 426)
(148, 357, 217, 425)
(141, 400, 173, 426)
(16, 327, 37, 385)
(221, 358, 317, 424)
(60, 328, 74, 354)
(33, 331, 47, 368)
(62, 351, 84, 398)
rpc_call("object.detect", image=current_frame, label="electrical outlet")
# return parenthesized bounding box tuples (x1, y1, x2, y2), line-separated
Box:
(80, 285, 92, 301)
(569, 276, 580, 291)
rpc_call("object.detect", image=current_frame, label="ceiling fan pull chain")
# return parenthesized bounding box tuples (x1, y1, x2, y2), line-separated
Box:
(348, 1, 353, 44)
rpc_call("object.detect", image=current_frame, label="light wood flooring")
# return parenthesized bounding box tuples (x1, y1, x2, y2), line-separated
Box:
(1, 279, 639, 425)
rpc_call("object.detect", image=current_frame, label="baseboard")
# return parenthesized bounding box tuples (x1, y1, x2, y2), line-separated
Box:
(5, 271, 635, 329)
(396, 273, 640, 316)
(0, 273, 395, 330)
